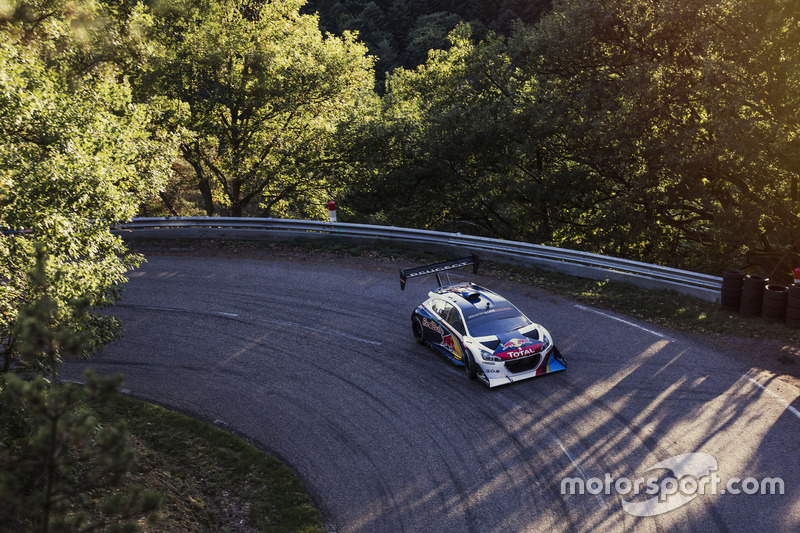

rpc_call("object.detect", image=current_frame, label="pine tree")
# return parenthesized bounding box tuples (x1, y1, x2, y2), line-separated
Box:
(0, 247, 161, 532)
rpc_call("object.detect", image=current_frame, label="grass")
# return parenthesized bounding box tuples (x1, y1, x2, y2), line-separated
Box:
(94, 394, 323, 532)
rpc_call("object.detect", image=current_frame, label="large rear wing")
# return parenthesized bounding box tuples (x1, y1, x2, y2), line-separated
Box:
(400, 255, 480, 290)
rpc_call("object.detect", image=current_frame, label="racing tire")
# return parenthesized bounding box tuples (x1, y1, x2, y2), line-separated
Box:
(412, 316, 425, 345)
(463, 350, 478, 381)
(789, 283, 800, 299)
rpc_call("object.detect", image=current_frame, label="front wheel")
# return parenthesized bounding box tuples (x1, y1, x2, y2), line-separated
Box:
(463, 350, 477, 380)
(412, 315, 425, 345)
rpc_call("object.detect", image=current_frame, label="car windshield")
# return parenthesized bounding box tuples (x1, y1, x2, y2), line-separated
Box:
(464, 305, 531, 337)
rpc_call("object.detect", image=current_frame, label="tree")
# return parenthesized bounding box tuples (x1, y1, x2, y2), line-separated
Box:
(0, 0, 178, 372)
(338, 23, 538, 237)
(1, 248, 160, 532)
(513, 0, 800, 272)
(340, 0, 800, 275)
(140, 0, 375, 218)
(404, 11, 461, 65)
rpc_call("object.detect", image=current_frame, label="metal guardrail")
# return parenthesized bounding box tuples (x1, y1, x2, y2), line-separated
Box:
(116, 217, 722, 302)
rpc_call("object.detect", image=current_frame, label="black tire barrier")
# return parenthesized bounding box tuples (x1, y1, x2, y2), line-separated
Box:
(739, 274, 768, 318)
(787, 284, 800, 329)
(723, 270, 746, 287)
(788, 283, 800, 305)
(721, 270, 745, 311)
(762, 284, 788, 324)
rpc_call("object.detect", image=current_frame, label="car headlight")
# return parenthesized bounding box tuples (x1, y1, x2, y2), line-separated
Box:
(541, 333, 552, 352)
(480, 350, 502, 362)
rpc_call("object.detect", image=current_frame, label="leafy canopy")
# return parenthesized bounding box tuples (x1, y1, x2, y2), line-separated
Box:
(140, 0, 375, 218)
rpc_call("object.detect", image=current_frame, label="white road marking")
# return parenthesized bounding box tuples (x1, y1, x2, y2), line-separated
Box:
(120, 304, 239, 318)
(743, 374, 800, 422)
(574, 304, 674, 341)
(495, 393, 607, 510)
(555, 437, 608, 509)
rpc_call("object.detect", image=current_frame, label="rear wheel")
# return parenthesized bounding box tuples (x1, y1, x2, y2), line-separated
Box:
(463, 350, 477, 380)
(412, 315, 425, 345)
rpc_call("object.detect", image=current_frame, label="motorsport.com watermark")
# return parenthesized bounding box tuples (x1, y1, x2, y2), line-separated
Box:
(561, 453, 784, 517)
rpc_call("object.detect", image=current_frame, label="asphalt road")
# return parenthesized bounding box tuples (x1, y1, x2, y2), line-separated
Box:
(61, 250, 800, 532)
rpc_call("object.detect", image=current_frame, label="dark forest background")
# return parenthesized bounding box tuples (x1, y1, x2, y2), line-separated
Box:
(302, 0, 552, 88)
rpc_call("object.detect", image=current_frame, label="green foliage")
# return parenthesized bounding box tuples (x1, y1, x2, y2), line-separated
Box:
(0, 372, 161, 533)
(0, 10, 174, 526)
(0, 0, 178, 371)
(1, 249, 160, 532)
(136, 0, 375, 218)
(513, 0, 800, 273)
(338, 23, 543, 237)
(404, 11, 461, 65)
(93, 394, 324, 532)
(338, 0, 800, 276)
(305, 0, 552, 82)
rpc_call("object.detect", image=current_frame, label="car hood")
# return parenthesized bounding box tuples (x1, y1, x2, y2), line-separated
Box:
(492, 331, 544, 361)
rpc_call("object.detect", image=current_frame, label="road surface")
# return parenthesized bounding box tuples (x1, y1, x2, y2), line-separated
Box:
(62, 249, 800, 532)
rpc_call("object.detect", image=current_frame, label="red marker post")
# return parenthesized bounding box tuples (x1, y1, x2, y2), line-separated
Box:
(794, 267, 800, 285)
(327, 200, 337, 223)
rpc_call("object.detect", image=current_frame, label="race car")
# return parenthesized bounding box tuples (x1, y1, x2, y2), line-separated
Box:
(401, 255, 566, 388)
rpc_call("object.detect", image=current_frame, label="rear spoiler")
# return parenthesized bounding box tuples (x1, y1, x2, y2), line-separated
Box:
(400, 255, 480, 290)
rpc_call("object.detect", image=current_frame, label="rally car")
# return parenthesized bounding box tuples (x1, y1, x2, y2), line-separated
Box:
(401, 255, 566, 388)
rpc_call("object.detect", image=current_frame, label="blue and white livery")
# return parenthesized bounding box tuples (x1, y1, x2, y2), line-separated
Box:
(401, 256, 566, 388)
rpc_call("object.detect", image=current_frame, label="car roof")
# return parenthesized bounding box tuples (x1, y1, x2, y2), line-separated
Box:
(430, 282, 512, 314)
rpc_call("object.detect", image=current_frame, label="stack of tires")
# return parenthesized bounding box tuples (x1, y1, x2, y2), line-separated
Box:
(762, 285, 788, 324)
(738, 275, 768, 318)
(787, 285, 800, 329)
(721, 270, 745, 312)
(721, 270, 800, 328)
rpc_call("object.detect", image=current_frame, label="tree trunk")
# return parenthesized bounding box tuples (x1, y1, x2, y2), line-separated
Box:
(181, 143, 216, 216)
(198, 178, 215, 216)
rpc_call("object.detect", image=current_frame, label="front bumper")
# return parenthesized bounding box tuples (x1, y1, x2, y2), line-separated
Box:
(476, 347, 566, 388)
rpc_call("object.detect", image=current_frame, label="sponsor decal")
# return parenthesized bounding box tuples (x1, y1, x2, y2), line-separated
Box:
(496, 338, 543, 360)
(422, 317, 445, 336)
(441, 334, 456, 353)
(536, 349, 555, 375)
(408, 260, 475, 278)
(467, 306, 513, 320)
(499, 338, 530, 351)
(423, 317, 463, 360)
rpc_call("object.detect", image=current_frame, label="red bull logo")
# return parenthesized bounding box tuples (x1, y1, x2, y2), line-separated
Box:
(500, 338, 530, 351)
(441, 334, 456, 352)
(422, 317, 445, 336)
(497, 338, 543, 360)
